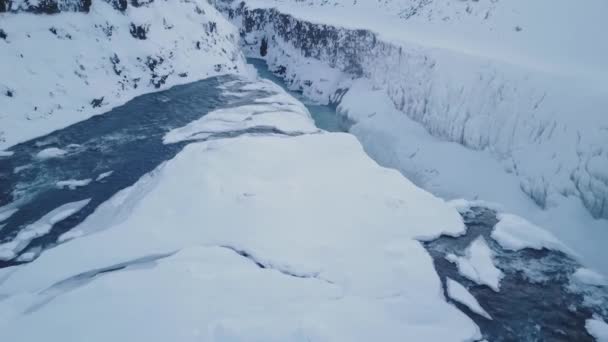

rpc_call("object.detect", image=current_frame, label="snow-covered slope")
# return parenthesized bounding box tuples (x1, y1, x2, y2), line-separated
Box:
(0, 0, 245, 149)
(214, 0, 608, 220)
(0, 78, 481, 341)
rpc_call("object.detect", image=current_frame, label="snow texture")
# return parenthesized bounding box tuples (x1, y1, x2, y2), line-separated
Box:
(447, 236, 503, 292)
(0, 0, 245, 150)
(572, 268, 608, 287)
(95, 171, 113, 181)
(491, 213, 572, 254)
(0, 80, 481, 340)
(446, 277, 492, 320)
(214, 1, 608, 274)
(217, 0, 608, 221)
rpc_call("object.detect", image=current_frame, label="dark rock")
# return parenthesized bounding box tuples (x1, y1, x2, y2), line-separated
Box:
(90, 97, 104, 108)
(260, 36, 268, 56)
(129, 24, 149, 40)
(0, 29, 6, 40)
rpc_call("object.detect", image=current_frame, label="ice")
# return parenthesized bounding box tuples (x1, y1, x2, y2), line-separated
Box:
(587, 317, 608, 342)
(447, 237, 503, 292)
(572, 268, 608, 287)
(95, 171, 113, 181)
(163, 82, 318, 145)
(446, 278, 492, 320)
(0, 127, 478, 340)
(491, 213, 572, 254)
(0, 207, 18, 223)
(35, 147, 67, 160)
(0, 199, 90, 261)
(0, 150, 13, 157)
(56, 179, 92, 190)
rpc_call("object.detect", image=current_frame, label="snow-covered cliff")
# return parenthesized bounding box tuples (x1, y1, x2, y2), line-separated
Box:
(0, 0, 245, 150)
(215, 0, 608, 221)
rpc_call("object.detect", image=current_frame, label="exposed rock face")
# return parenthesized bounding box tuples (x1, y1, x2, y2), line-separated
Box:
(216, 1, 608, 220)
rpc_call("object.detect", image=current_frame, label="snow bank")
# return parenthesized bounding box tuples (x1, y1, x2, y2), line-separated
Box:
(216, 0, 608, 222)
(446, 278, 492, 320)
(492, 213, 572, 255)
(0, 0, 245, 149)
(0, 84, 480, 339)
(0, 199, 90, 261)
(447, 237, 503, 292)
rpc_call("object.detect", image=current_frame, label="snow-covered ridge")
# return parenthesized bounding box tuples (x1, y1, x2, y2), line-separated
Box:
(216, 1, 608, 220)
(0, 0, 246, 149)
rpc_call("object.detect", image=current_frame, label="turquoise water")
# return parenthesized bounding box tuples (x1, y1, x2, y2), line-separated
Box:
(247, 58, 352, 133)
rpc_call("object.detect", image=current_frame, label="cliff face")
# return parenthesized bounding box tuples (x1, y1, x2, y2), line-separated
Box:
(0, 0, 246, 150)
(217, 1, 608, 220)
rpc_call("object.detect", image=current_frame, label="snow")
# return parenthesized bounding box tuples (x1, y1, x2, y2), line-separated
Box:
(0, 0, 245, 150)
(0, 199, 90, 261)
(56, 178, 92, 190)
(0, 83, 481, 339)
(220, 0, 608, 274)
(587, 317, 608, 342)
(446, 278, 492, 320)
(0, 150, 13, 157)
(572, 268, 608, 287)
(163, 80, 318, 144)
(95, 171, 113, 181)
(491, 213, 572, 254)
(35, 147, 67, 159)
(447, 237, 503, 292)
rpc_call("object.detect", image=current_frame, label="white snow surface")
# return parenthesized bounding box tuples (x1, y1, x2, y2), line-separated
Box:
(0, 82, 481, 340)
(95, 171, 113, 181)
(220, 0, 608, 271)
(35, 147, 67, 159)
(0, 199, 90, 261)
(447, 237, 503, 292)
(0, 0, 245, 149)
(587, 317, 608, 342)
(446, 278, 492, 320)
(572, 268, 608, 287)
(491, 213, 572, 254)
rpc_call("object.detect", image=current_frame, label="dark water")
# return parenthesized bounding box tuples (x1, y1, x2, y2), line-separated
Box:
(247, 58, 352, 133)
(0, 75, 276, 267)
(423, 207, 608, 341)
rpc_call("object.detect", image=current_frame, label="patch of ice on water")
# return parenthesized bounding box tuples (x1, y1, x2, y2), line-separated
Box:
(36, 148, 67, 160)
(587, 317, 608, 342)
(492, 213, 573, 255)
(573, 268, 608, 287)
(0, 150, 14, 157)
(447, 236, 503, 291)
(95, 171, 114, 182)
(56, 179, 92, 190)
(446, 278, 492, 320)
(0, 199, 90, 261)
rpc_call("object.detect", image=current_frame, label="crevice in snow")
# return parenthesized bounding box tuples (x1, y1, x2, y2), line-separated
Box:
(219, 245, 334, 285)
(24, 250, 176, 314)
